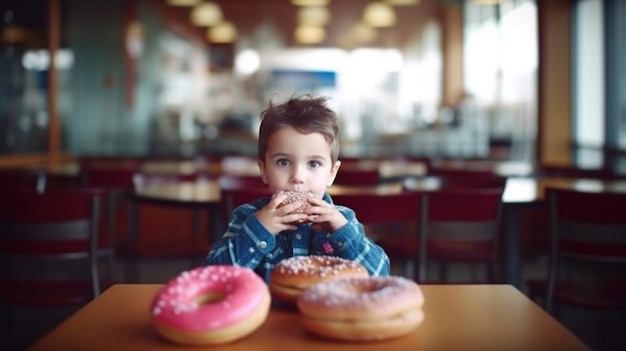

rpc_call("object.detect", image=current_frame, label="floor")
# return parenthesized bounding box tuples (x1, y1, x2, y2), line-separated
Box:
(2, 255, 625, 351)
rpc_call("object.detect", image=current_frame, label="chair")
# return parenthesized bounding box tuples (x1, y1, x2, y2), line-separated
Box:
(0, 188, 115, 346)
(415, 188, 504, 284)
(217, 175, 271, 234)
(124, 172, 210, 282)
(329, 191, 422, 279)
(428, 166, 506, 188)
(0, 169, 46, 192)
(539, 164, 620, 180)
(333, 167, 381, 186)
(82, 166, 140, 251)
(525, 188, 626, 315)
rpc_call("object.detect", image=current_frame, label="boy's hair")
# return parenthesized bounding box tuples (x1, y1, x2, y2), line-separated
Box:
(257, 94, 341, 163)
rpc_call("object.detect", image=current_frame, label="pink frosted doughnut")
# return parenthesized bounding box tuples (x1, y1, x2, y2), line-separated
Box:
(150, 265, 270, 345)
(297, 276, 425, 341)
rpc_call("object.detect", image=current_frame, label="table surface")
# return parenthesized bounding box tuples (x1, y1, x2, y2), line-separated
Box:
(130, 176, 626, 206)
(130, 179, 406, 205)
(28, 284, 589, 351)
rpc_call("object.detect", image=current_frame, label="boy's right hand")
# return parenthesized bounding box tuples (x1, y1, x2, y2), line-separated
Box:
(255, 193, 309, 234)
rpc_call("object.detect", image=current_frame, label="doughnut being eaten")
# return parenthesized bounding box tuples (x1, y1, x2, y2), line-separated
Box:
(297, 276, 425, 342)
(270, 255, 369, 304)
(273, 190, 317, 224)
(150, 265, 270, 346)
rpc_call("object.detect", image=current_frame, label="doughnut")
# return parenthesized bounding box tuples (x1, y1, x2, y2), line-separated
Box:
(270, 255, 369, 304)
(150, 265, 271, 346)
(297, 276, 425, 342)
(273, 190, 317, 223)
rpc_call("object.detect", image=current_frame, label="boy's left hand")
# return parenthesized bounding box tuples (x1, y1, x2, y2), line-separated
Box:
(304, 197, 347, 232)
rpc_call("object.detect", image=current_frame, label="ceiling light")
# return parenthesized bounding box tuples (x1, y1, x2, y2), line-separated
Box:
(363, 2, 396, 28)
(351, 22, 378, 43)
(166, 0, 201, 6)
(291, 0, 330, 6)
(191, 2, 223, 27)
(235, 49, 261, 75)
(208, 21, 237, 43)
(294, 26, 326, 44)
(297, 7, 330, 26)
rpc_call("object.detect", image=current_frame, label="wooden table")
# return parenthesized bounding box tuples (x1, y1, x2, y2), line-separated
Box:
(27, 284, 590, 351)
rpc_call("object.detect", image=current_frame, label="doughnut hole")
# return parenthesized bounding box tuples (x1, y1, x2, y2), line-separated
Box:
(196, 291, 226, 305)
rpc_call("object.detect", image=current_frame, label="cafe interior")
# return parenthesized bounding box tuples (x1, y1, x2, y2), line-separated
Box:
(1, 0, 626, 350)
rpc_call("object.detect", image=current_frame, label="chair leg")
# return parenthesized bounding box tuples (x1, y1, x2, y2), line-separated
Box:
(4, 304, 16, 351)
(191, 210, 202, 267)
(440, 262, 448, 283)
(403, 259, 414, 280)
(488, 261, 498, 283)
(125, 202, 140, 283)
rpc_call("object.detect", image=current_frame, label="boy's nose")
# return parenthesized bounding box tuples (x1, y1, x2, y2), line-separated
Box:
(290, 166, 305, 183)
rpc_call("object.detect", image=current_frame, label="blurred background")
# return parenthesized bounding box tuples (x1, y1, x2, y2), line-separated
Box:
(0, 0, 624, 169)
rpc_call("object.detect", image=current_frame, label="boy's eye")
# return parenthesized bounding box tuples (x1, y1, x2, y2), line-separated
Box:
(277, 159, 290, 166)
(308, 160, 321, 168)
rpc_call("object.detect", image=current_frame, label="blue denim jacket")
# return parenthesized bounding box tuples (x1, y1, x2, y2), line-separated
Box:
(205, 192, 390, 283)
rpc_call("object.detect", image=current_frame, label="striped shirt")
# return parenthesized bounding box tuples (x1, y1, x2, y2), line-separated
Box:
(205, 192, 390, 283)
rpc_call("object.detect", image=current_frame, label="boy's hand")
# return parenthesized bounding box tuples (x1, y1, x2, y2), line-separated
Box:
(255, 193, 309, 234)
(305, 197, 348, 232)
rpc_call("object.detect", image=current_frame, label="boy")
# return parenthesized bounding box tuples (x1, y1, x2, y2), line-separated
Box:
(206, 94, 390, 283)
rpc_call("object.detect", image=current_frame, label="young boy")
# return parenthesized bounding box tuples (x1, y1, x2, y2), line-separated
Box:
(205, 94, 390, 283)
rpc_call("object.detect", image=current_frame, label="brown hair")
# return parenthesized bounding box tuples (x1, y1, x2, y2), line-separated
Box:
(257, 94, 341, 163)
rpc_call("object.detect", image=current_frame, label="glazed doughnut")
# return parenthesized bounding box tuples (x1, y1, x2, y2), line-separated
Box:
(270, 255, 369, 304)
(273, 190, 317, 223)
(150, 265, 271, 346)
(297, 276, 425, 342)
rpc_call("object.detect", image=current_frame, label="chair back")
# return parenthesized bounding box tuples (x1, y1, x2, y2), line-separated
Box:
(83, 166, 139, 189)
(83, 166, 141, 248)
(429, 167, 496, 179)
(0, 170, 46, 192)
(333, 167, 381, 186)
(548, 188, 626, 261)
(331, 191, 422, 278)
(217, 175, 271, 235)
(0, 188, 113, 305)
(542, 188, 626, 311)
(331, 191, 421, 224)
(417, 188, 504, 283)
(428, 166, 505, 189)
(218, 174, 266, 189)
(539, 165, 620, 180)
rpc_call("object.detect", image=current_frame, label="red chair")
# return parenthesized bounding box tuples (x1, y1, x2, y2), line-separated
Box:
(218, 175, 271, 235)
(217, 174, 266, 190)
(428, 166, 506, 189)
(124, 172, 211, 282)
(330, 191, 422, 279)
(0, 169, 46, 192)
(82, 166, 140, 250)
(0, 188, 115, 346)
(334, 168, 381, 186)
(415, 188, 504, 284)
(538, 165, 619, 180)
(525, 188, 626, 315)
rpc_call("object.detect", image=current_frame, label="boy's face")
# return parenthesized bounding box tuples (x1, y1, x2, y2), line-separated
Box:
(258, 126, 341, 197)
